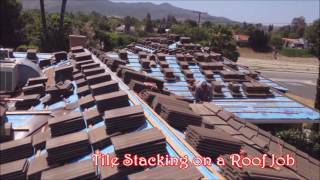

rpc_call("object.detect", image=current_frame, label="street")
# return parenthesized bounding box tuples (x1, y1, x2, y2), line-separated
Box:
(238, 57, 318, 101)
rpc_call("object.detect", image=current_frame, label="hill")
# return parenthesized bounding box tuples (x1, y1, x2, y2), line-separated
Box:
(21, 0, 236, 24)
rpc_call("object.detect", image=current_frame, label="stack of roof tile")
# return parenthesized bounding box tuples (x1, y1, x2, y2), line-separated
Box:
(95, 90, 130, 112)
(86, 73, 111, 86)
(128, 166, 203, 180)
(75, 59, 94, 69)
(243, 82, 273, 97)
(220, 156, 299, 180)
(27, 154, 49, 180)
(221, 71, 246, 82)
(46, 131, 91, 165)
(0, 158, 29, 180)
(32, 130, 50, 151)
(186, 125, 242, 159)
(159, 61, 169, 68)
(111, 128, 167, 170)
(139, 58, 151, 71)
(83, 108, 102, 125)
(55, 65, 73, 82)
(90, 80, 119, 96)
(152, 96, 202, 130)
(41, 160, 97, 179)
(228, 82, 242, 97)
(0, 137, 34, 164)
(22, 84, 45, 96)
(80, 62, 100, 71)
(48, 111, 85, 137)
(88, 125, 120, 150)
(83, 67, 105, 77)
(71, 46, 85, 53)
(74, 52, 91, 61)
(211, 81, 224, 97)
(162, 68, 176, 81)
(119, 50, 128, 60)
(15, 94, 41, 110)
(104, 106, 145, 134)
(79, 94, 95, 109)
(156, 53, 166, 61)
(27, 77, 48, 86)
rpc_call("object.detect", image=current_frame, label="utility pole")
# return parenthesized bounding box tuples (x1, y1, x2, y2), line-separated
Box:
(192, 11, 203, 32)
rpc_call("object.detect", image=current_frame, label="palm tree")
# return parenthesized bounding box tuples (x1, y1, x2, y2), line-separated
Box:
(59, 0, 67, 31)
(39, 0, 48, 41)
(315, 58, 320, 110)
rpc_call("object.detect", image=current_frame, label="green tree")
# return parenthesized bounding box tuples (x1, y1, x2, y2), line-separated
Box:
(291, 16, 306, 38)
(210, 25, 239, 62)
(270, 34, 283, 50)
(184, 19, 198, 28)
(304, 19, 320, 56)
(0, 0, 24, 47)
(144, 13, 154, 33)
(124, 16, 134, 32)
(249, 29, 270, 52)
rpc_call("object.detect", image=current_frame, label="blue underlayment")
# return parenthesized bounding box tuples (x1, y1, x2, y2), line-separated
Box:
(99, 52, 221, 179)
(122, 46, 319, 122)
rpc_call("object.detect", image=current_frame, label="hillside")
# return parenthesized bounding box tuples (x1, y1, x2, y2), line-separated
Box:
(21, 0, 236, 23)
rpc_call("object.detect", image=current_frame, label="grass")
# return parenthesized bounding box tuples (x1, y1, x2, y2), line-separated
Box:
(280, 48, 314, 57)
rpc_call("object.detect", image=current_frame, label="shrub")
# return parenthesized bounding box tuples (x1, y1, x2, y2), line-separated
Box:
(280, 48, 313, 57)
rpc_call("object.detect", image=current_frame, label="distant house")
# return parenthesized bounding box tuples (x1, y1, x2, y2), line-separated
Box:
(282, 38, 306, 49)
(115, 25, 135, 32)
(234, 34, 249, 46)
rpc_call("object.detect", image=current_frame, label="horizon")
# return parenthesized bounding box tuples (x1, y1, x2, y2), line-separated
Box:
(113, 0, 320, 25)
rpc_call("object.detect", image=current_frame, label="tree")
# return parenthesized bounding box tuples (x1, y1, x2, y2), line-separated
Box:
(144, 13, 153, 33)
(59, 0, 68, 32)
(249, 29, 270, 52)
(0, 0, 24, 47)
(184, 19, 198, 28)
(291, 16, 306, 38)
(124, 16, 134, 32)
(39, 0, 48, 48)
(304, 19, 320, 56)
(210, 25, 239, 62)
(270, 34, 283, 50)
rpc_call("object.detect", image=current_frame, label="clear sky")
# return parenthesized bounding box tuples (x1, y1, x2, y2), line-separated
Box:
(113, 0, 320, 25)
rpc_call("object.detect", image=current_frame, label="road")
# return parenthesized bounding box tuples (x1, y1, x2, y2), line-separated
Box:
(259, 70, 317, 100)
(238, 57, 318, 101)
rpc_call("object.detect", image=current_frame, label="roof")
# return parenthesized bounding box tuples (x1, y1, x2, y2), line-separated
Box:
(234, 34, 249, 42)
(106, 43, 319, 124)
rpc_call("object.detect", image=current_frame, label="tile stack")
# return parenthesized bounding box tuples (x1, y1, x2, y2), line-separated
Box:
(104, 105, 146, 134)
(83, 108, 102, 125)
(27, 77, 48, 86)
(128, 166, 203, 180)
(95, 90, 130, 112)
(32, 130, 50, 151)
(46, 131, 91, 165)
(0, 158, 29, 180)
(220, 71, 246, 82)
(163, 68, 176, 81)
(228, 82, 242, 97)
(90, 80, 119, 96)
(152, 96, 202, 130)
(219, 156, 300, 180)
(212, 81, 224, 97)
(22, 84, 45, 96)
(48, 111, 85, 137)
(182, 69, 194, 83)
(0, 137, 34, 164)
(41, 160, 97, 179)
(88, 125, 120, 150)
(14, 94, 41, 110)
(78, 94, 95, 109)
(27, 154, 49, 180)
(186, 125, 242, 160)
(243, 82, 273, 97)
(111, 128, 167, 170)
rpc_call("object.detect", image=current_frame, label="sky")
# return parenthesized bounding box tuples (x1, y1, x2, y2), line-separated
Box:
(113, 0, 320, 25)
